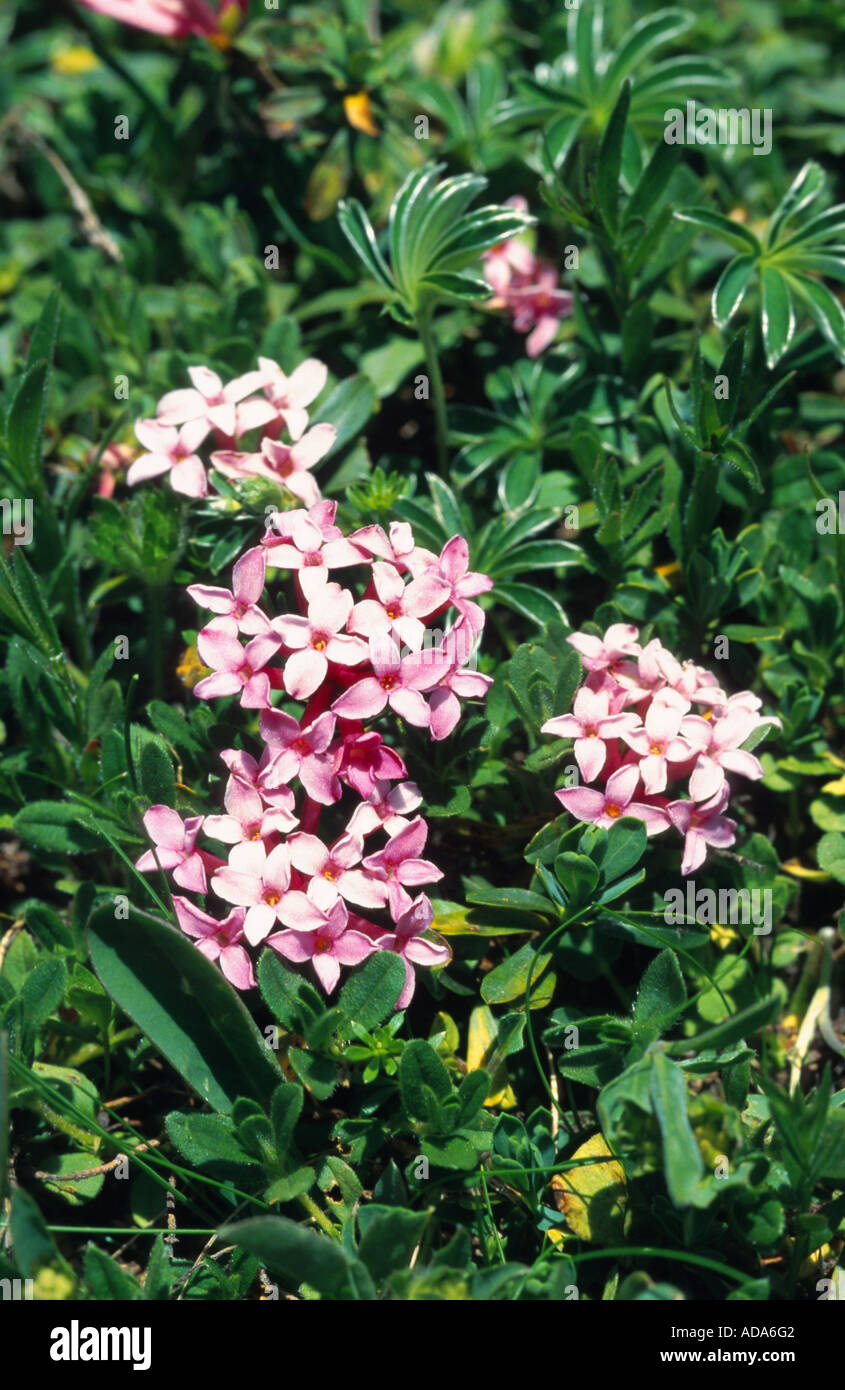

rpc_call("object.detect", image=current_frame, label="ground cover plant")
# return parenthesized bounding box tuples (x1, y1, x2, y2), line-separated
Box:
(1, 0, 845, 1307)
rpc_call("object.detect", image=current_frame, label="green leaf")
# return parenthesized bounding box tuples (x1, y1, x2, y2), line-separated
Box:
(480, 943, 553, 1006)
(357, 1206, 428, 1282)
(633, 950, 687, 1045)
(26, 287, 62, 370)
(88, 903, 281, 1113)
(596, 81, 631, 235)
(817, 833, 845, 885)
(760, 266, 795, 368)
(8, 1189, 60, 1279)
(665, 992, 781, 1056)
(338, 952, 405, 1033)
(288, 1047, 338, 1101)
(165, 1112, 259, 1170)
(138, 737, 176, 806)
(4, 360, 49, 484)
(258, 949, 324, 1034)
(83, 1245, 141, 1300)
(788, 273, 845, 362)
(712, 254, 756, 330)
(674, 207, 761, 253)
(336, 199, 394, 290)
(313, 374, 376, 456)
(222, 1216, 374, 1299)
(649, 1051, 705, 1207)
(602, 9, 692, 97)
(399, 1039, 453, 1121)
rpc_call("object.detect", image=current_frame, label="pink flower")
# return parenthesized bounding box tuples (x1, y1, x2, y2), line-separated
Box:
(172, 897, 255, 990)
(555, 764, 669, 836)
(346, 780, 422, 837)
(259, 709, 340, 805)
(482, 199, 535, 295)
(194, 621, 281, 708)
(288, 830, 385, 910)
(211, 840, 292, 946)
(428, 666, 492, 741)
(372, 895, 451, 1009)
(261, 504, 367, 595)
(336, 729, 407, 798)
(504, 268, 574, 357)
(257, 356, 327, 441)
(156, 365, 267, 440)
(349, 520, 418, 570)
(683, 708, 768, 804)
(407, 536, 492, 632)
(667, 789, 737, 876)
(267, 880, 376, 993)
(361, 816, 444, 919)
(76, 0, 248, 41)
(135, 806, 219, 892)
(331, 635, 451, 729)
(542, 685, 640, 783)
(350, 561, 451, 649)
(203, 777, 297, 846)
(619, 698, 696, 794)
(187, 546, 270, 635)
(272, 582, 368, 700)
(128, 419, 208, 497)
(567, 624, 641, 673)
(219, 747, 298, 813)
(213, 425, 336, 506)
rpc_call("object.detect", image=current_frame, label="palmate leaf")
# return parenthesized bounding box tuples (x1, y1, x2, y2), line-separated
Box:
(339, 164, 532, 318)
(679, 161, 845, 366)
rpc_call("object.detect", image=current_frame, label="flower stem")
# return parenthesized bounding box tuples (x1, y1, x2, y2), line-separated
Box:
(416, 309, 450, 478)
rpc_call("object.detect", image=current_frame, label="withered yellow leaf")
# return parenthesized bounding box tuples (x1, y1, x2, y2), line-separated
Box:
(551, 1134, 627, 1243)
(343, 91, 379, 137)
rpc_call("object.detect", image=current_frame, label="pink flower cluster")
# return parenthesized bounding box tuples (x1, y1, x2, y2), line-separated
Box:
(127, 357, 334, 502)
(76, 0, 248, 43)
(136, 503, 493, 1002)
(542, 624, 780, 876)
(482, 197, 574, 358)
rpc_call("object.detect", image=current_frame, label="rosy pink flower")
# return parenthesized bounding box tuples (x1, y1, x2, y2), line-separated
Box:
(257, 356, 327, 441)
(259, 709, 340, 805)
(542, 686, 640, 783)
(505, 268, 574, 357)
(482, 198, 536, 295)
(267, 880, 376, 993)
(261, 504, 367, 595)
(619, 698, 696, 794)
(156, 365, 267, 440)
(135, 805, 217, 892)
(331, 635, 452, 728)
(272, 582, 368, 700)
(555, 764, 669, 836)
(172, 897, 255, 990)
(682, 708, 768, 804)
(187, 546, 269, 635)
(213, 425, 336, 506)
(350, 561, 451, 649)
(194, 621, 281, 708)
(567, 623, 641, 673)
(288, 829, 385, 910)
(336, 729, 407, 798)
(407, 536, 493, 631)
(128, 419, 208, 497)
(349, 520, 418, 570)
(346, 779, 422, 837)
(203, 777, 297, 846)
(219, 747, 298, 813)
(371, 894, 451, 1009)
(211, 840, 292, 946)
(76, 0, 248, 41)
(361, 815, 444, 919)
(666, 788, 737, 876)
(429, 667, 492, 741)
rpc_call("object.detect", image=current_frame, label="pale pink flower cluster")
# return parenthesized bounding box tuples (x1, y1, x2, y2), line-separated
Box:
(136, 504, 493, 1001)
(482, 197, 574, 358)
(127, 358, 334, 502)
(542, 624, 780, 876)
